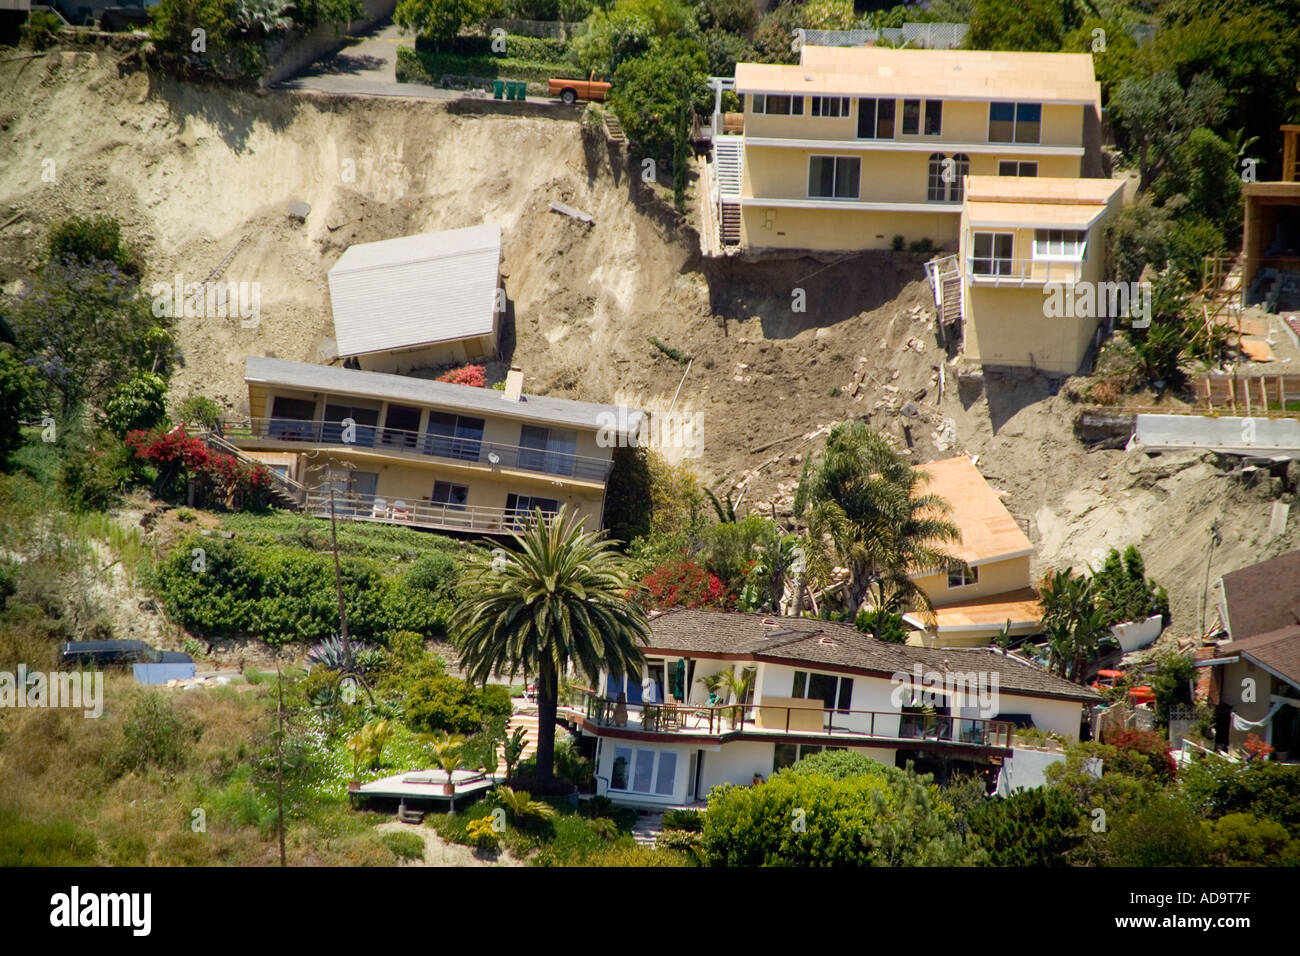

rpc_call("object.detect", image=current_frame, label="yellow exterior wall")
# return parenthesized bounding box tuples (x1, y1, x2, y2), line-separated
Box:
(913, 555, 1031, 607)
(300, 456, 606, 532)
(354, 333, 497, 374)
(743, 98, 1088, 150)
(957, 187, 1123, 374)
(742, 205, 959, 251)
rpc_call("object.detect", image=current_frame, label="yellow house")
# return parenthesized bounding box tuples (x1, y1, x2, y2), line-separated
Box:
(946, 175, 1126, 374)
(723, 45, 1102, 252)
(226, 357, 643, 536)
(904, 455, 1041, 649)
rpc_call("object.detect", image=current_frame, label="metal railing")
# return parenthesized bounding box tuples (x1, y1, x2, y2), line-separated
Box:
(576, 689, 1014, 748)
(965, 256, 1083, 286)
(304, 490, 558, 534)
(224, 417, 612, 482)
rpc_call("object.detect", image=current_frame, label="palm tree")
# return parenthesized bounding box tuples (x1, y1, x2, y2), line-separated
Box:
(449, 506, 650, 782)
(793, 421, 962, 617)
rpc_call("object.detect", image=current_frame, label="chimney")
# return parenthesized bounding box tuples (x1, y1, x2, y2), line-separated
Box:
(503, 365, 524, 402)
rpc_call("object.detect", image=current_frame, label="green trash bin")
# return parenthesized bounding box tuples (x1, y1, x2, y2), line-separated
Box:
(515, 82, 527, 101)
(493, 80, 505, 100)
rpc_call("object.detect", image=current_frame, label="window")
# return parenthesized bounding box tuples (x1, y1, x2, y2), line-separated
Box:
(998, 160, 1038, 176)
(811, 96, 850, 117)
(518, 425, 577, 476)
(856, 97, 895, 139)
(927, 153, 948, 202)
(1034, 229, 1087, 260)
(425, 412, 484, 461)
(268, 396, 316, 440)
(808, 155, 861, 199)
(988, 102, 1042, 144)
(948, 564, 980, 588)
(773, 743, 848, 772)
(902, 98, 920, 135)
(323, 402, 379, 446)
(948, 153, 969, 201)
(971, 232, 1013, 276)
(380, 403, 421, 449)
(431, 481, 468, 511)
(751, 93, 803, 115)
(505, 493, 560, 528)
(924, 99, 942, 135)
(610, 745, 678, 795)
(791, 670, 853, 714)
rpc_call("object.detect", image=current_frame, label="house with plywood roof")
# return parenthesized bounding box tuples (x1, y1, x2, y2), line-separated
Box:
(326, 223, 503, 374)
(902, 455, 1041, 649)
(947, 175, 1126, 374)
(719, 45, 1103, 252)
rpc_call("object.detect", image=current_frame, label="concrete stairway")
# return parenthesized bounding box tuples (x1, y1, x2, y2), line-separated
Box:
(631, 812, 664, 847)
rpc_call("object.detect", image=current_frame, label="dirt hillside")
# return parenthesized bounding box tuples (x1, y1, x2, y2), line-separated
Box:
(3, 50, 1297, 637)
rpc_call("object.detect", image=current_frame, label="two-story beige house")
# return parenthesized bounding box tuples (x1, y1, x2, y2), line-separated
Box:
(225, 357, 643, 536)
(724, 45, 1103, 252)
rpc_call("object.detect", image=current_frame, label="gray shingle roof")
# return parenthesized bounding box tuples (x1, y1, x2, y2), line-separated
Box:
(327, 224, 501, 357)
(647, 609, 1101, 703)
(245, 356, 645, 436)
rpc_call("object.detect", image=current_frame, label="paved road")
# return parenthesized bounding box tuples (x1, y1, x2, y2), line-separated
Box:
(273, 19, 543, 104)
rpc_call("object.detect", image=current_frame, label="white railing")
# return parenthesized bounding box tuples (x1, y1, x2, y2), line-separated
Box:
(305, 490, 558, 535)
(965, 256, 1084, 287)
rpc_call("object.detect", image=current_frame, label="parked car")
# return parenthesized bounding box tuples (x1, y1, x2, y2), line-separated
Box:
(1091, 668, 1156, 705)
(548, 72, 610, 105)
(61, 640, 193, 669)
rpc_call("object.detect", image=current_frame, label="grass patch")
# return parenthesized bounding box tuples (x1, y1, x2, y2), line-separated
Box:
(382, 829, 425, 861)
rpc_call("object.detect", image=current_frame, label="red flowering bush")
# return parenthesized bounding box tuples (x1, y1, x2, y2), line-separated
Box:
(127, 426, 271, 510)
(1109, 728, 1177, 782)
(643, 557, 734, 610)
(1244, 733, 1274, 762)
(435, 364, 487, 387)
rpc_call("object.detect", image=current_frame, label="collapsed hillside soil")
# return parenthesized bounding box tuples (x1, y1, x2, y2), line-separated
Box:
(4, 50, 1298, 639)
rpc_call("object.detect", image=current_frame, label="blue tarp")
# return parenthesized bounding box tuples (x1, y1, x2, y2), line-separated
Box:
(133, 661, 197, 685)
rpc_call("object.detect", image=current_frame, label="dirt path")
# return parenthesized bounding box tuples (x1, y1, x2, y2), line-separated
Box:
(376, 819, 525, 866)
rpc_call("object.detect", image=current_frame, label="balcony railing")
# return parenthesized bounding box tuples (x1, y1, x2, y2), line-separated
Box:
(573, 689, 1014, 749)
(224, 418, 612, 482)
(304, 490, 558, 535)
(966, 256, 1083, 287)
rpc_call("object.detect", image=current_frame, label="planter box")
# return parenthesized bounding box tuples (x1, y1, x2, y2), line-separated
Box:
(1111, 614, 1163, 653)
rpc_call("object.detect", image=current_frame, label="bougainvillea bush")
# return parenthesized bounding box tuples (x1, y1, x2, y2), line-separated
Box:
(435, 364, 487, 387)
(126, 426, 272, 510)
(642, 557, 734, 610)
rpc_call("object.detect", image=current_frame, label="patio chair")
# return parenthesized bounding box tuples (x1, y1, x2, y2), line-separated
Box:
(371, 497, 388, 519)
(392, 500, 412, 521)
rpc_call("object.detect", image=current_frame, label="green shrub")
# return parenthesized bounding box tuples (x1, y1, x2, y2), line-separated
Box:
(173, 395, 224, 431)
(1180, 759, 1300, 829)
(662, 808, 704, 832)
(381, 829, 426, 861)
(102, 372, 169, 438)
(0, 811, 99, 865)
(21, 10, 63, 50)
(112, 692, 203, 775)
(404, 664, 508, 734)
(702, 761, 977, 866)
(966, 788, 1084, 866)
(855, 607, 907, 643)
(46, 215, 139, 275)
(60, 429, 140, 513)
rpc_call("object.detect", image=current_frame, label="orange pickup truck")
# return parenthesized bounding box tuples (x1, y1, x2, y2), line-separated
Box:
(548, 72, 611, 105)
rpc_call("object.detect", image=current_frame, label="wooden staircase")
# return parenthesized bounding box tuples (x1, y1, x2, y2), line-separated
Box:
(712, 135, 744, 247)
(199, 430, 306, 510)
(927, 255, 963, 327)
(602, 112, 625, 144)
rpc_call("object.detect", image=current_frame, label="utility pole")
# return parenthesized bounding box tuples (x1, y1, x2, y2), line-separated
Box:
(275, 655, 286, 868)
(1198, 523, 1223, 639)
(328, 481, 353, 672)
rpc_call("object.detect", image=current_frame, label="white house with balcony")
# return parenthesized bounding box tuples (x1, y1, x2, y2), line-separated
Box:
(561, 610, 1101, 807)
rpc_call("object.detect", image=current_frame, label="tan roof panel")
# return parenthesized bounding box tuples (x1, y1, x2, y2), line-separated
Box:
(925, 589, 1043, 630)
(917, 456, 1033, 564)
(966, 176, 1122, 204)
(965, 200, 1106, 229)
(735, 47, 1100, 104)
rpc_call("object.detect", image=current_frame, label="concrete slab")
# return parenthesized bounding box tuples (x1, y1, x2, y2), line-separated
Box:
(1135, 414, 1300, 460)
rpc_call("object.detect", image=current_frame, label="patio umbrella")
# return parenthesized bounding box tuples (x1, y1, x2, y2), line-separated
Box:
(673, 658, 686, 699)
